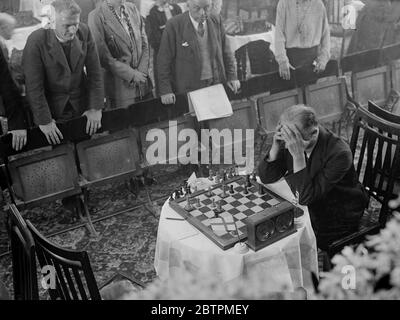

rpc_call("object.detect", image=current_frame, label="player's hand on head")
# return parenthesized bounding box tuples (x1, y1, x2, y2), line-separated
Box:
(39, 120, 63, 145)
(161, 93, 176, 105)
(83, 109, 102, 136)
(280, 124, 306, 159)
(9, 129, 27, 151)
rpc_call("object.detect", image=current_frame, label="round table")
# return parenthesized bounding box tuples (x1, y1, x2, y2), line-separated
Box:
(154, 178, 318, 293)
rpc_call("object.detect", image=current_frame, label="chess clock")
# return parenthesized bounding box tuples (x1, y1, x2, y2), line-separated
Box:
(244, 201, 297, 251)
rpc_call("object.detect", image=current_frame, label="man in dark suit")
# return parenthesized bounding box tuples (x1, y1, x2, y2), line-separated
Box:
(157, 0, 240, 104)
(147, 0, 182, 95)
(23, 0, 104, 145)
(258, 104, 369, 250)
(0, 38, 27, 151)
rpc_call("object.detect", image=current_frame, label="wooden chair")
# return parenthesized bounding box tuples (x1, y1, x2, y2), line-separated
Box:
(368, 100, 400, 124)
(76, 129, 142, 235)
(304, 76, 350, 137)
(350, 65, 392, 110)
(208, 99, 257, 165)
(257, 88, 304, 137)
(327, 107, 400, 259)
(6, 204, 39, 300)
(4, 144, 95, 233)
(26, 219, 145, 300)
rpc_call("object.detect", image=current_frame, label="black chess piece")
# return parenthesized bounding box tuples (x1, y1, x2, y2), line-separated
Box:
(214, 200, 223, 215)
(259, 185, 265, 195)
(251, 171, 257, 181)
(244, 185, 249, 194)
(246, 174, 251, 187)
(196, 197, 201, 207)
(230, 185, 234, 194)
(211, 198, 216, 208)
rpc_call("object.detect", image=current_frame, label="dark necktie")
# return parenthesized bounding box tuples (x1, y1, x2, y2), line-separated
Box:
(198, 20, 205, 37)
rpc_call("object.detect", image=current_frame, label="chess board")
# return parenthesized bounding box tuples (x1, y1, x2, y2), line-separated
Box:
(168, 175, 293, 250)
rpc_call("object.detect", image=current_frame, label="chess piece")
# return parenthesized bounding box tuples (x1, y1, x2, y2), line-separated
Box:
(211, 198, 216, 208)
(196, 197, 201, 208)
(220, 184, 228, 198)
(251, 171, 257, 181)
(184, 194, 194, 211)
(208, 169, 213, 181)
(234, 242, 249, 254)
(206, 186, 213, 197)
(193, 185, 198, 193)
(214, 200, 223, 215)
(246, 174, 251, 187)
(259, 185, 265, 195)
(229, 185, 234, 194)
(244, 185, 249, 194)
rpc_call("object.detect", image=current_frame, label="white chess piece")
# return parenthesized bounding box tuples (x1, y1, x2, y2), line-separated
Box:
(234, 242, 249, 254)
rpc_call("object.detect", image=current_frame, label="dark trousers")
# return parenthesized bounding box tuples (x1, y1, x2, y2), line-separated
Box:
(286, 46, 318, 69)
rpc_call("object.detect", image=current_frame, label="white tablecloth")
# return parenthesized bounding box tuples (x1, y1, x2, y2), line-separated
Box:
(226, 26, 275, 55)
(154, 178, 318, 293)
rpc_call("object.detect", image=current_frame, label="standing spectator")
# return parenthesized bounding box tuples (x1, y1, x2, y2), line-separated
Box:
(75, 0, 99, 24)
(22, 0, 104, 144)
(347, 0, 400, 54)
(0, 12, 16, 60)
(147, 0, 182, 95)
(157, 0, 240, 105)
(0, 13, 27, 152)
(275, 0, 331, 80)
(88, 0, 153, 108)
(0, 40, 27, 151)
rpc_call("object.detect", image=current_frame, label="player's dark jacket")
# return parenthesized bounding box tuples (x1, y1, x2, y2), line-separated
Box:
(0, 49, 26, 131)
(258, 126, 369, 249)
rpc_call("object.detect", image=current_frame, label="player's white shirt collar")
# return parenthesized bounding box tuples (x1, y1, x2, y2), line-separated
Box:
(189, 12, 207, 32)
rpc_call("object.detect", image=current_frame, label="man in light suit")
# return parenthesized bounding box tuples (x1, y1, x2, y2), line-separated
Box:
(88, 0, 152, 109)
(23, 0, 104, 145)
(157, 0, 240, 104)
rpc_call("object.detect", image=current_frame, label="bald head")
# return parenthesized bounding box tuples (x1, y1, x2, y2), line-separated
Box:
(188, 0, 211, 22)
(0, 13, 16, 40)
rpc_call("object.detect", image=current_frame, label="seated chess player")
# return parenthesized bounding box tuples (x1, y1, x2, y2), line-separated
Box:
(258, 105, 369, 250)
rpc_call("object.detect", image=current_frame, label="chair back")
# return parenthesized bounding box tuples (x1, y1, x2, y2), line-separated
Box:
(7, 144, 81, 205)
(368, 100, 400, 124)
(257, 88, 304, 136)
(351, 66, 391, 109)
(350, 107, 400, 226)
(77, 129, 141, 186)
(304, 76, 347, 124)
(26, 220, 101, 300)
(7, 204, 39, 300)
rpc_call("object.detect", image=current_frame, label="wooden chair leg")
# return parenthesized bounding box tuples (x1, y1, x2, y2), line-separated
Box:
(78, 191, 99, 238)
